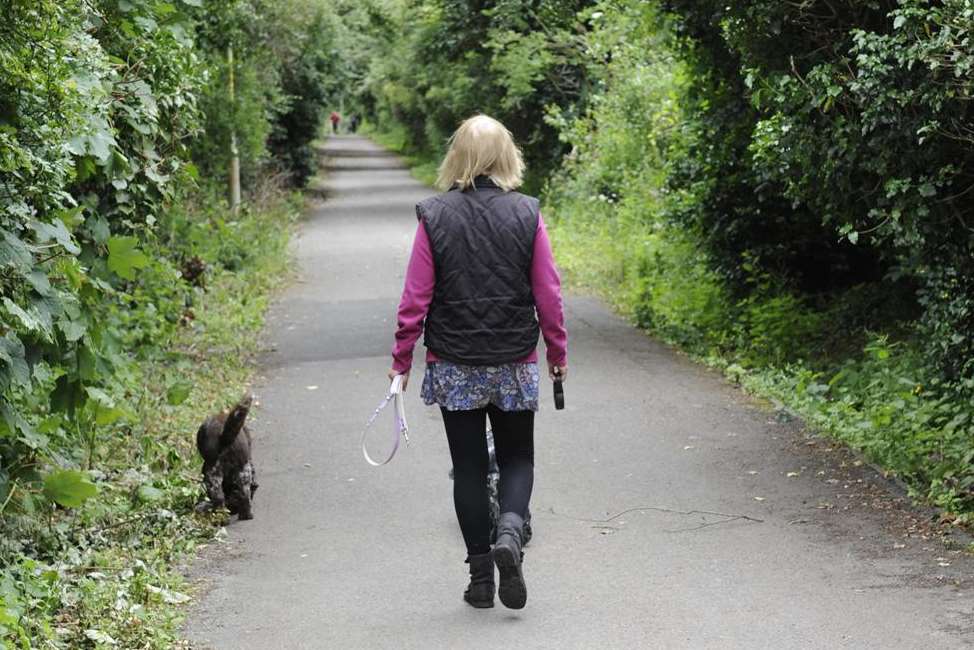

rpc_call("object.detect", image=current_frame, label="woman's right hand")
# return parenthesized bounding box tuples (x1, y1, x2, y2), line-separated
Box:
(388, 369, 409, 391)
(548, 363, 568, 382)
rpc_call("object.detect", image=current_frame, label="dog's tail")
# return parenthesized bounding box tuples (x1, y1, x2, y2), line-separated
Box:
(219, 393, 254, 449)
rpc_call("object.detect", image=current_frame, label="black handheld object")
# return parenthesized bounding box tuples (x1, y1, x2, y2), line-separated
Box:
(553, 368, 565, 410)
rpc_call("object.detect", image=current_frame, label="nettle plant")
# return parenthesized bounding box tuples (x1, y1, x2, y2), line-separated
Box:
(0, 0, 202, 514)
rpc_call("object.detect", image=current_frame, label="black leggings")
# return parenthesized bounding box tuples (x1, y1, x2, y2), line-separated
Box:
(441, 405, 534, 556)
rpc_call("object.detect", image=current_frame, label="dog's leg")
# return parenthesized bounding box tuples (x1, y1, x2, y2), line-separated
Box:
(223, 470, 239, 514)
(202, 460, 226, 509)
(235, 462, 255, 520)
(486, 428, 500, 541)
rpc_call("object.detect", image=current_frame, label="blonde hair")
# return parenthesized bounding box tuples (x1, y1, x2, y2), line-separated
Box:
(436, 115, 525, 192)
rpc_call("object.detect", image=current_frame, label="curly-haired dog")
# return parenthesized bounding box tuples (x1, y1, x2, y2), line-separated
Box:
(195, 394, 258, 520)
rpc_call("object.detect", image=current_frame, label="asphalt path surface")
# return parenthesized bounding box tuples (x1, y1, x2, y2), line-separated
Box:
(184, 135, 974, 649)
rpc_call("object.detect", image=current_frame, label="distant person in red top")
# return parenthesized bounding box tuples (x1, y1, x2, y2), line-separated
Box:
(329, 111, 341, 134)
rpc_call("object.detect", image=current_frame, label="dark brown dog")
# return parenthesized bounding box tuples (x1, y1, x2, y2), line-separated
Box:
(195, 394, 258, 520)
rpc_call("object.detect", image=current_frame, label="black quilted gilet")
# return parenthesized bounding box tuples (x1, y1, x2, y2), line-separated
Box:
(417, 177, 540, 365)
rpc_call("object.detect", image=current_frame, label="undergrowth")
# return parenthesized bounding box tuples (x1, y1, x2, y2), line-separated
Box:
(0, 187, 298, 649)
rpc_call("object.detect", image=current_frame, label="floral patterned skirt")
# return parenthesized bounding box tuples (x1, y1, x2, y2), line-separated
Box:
(421, 361, 540, 412)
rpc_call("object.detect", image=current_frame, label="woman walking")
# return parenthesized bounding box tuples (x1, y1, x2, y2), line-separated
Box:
(389, 114, 568, 610)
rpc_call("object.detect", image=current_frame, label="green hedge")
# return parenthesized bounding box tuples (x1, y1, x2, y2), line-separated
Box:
(1, 0, 343, 643)
(1, 0, 341, 524)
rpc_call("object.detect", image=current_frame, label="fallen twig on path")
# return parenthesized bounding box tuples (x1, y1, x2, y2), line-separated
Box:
(549, 505, 764, 533)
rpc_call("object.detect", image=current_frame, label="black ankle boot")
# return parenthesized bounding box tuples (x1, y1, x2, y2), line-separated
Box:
(492, 512, 527, 609)
(463, 553, 495, 608)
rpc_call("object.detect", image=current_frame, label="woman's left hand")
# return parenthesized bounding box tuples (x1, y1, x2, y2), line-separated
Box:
(548, 363, 568, 382)
(388, 369, 409, 391)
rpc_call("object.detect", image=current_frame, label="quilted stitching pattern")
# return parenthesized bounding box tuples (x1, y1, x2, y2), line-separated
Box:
(420, 185, 541, 364)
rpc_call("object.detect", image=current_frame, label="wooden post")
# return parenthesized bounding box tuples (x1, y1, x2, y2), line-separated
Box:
(228, 45, 241, 214)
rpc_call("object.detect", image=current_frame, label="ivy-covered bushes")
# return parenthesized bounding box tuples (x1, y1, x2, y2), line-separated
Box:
(1, 0, 202, 506)
(647, 0, 974, 514)
(1, 0, 343, 643)
(1, 0, 342, 517)
(0, 191, 298, 647)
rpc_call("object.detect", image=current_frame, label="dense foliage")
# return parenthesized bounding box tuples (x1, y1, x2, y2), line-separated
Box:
(661, 0, 974, 379)
(358, 0, 974, 519)
(358, 0, 597, 191)
(192, 1, 346, 186)
(0, 0, 343, 644)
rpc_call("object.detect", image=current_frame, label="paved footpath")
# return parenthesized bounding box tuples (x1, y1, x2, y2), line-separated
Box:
(184, 135, 974, 649)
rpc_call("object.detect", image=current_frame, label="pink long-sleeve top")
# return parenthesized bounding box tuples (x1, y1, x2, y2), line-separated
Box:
(392, 213, 568, 373)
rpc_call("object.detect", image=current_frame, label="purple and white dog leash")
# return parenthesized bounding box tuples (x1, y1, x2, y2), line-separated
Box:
(360, 374, 409, 466)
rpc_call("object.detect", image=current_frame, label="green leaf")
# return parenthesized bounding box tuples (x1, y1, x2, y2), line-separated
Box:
(84, 386, 115, 408)
(43, 470, 98, 508)
(94, 406, 125, 426)
(0, 604, 18, 626)
(166, 381, 192, 406)
(75, 156, 98, 182)
(0, 402, 31, 439)
(134, 15, 158, 32)
(84, 387, 128, 425)
(144, 165, 170, 184)
(107, 236, 150, 280)
(29, 295, 60, 336)
(85, 214, 110, 244)
(0, 229, 32, 273)
(137, 485, 164, 503)
(58, 318, 87, 343)
(78, 344, 98, 381)
(37, 415, 64, 435)
(0, 335, 30, 387)
(84, 629, 117, 645)
(68, 117, 116, 162)
(25, 270, 52, 296)
(30, 219, 80, 255)
(2, 298, 44, 335)
(17, 427, 49, 451)
(893, 14, 906, 29)
(183, 162, 199, 180)
(155, 2, 177, 17)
